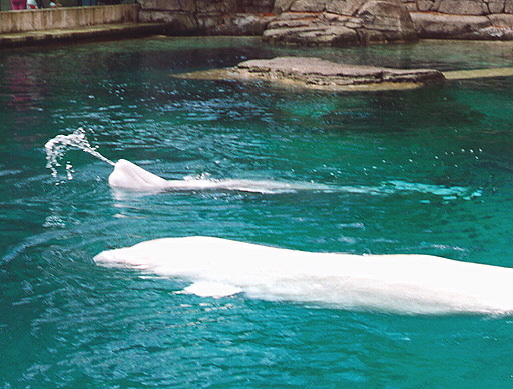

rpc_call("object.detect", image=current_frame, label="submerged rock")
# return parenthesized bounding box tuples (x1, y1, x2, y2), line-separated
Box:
(175, 56, 445, 91)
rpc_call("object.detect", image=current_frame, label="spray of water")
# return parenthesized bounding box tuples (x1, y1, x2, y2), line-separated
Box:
(45, 128, 115, 179)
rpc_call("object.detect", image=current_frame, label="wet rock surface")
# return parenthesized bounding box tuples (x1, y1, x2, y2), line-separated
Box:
(175, 56, 446, 91)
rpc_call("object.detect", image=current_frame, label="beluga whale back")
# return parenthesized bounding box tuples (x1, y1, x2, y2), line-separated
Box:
(94, 236, 513, 315)
(108, 159, 333, 194)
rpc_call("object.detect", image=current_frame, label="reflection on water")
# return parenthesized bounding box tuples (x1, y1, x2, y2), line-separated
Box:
(2, 37, 513, 387)
(4, 56, 44, 121)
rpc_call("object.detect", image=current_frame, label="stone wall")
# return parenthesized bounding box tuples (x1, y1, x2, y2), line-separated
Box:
(0, 4, 139, 33)
(403, 0, 513, 39)
(263, 0, 417, 46)
(138, 0, 419, 44)
(135, 0, 513, 43)
(138, 0, 275, 35)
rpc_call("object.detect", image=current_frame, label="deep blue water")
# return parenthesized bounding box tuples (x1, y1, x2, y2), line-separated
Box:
(2, 37, 513, 387)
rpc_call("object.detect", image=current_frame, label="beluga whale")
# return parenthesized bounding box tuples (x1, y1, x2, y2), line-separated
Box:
(107, 158, 330, 194)
(45, 129, 482, 198)
(94, 236, 513, 316)
(44, 129, 330, 194)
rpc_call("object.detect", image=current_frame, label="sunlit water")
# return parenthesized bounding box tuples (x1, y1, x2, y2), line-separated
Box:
(2, 37, 513, 387)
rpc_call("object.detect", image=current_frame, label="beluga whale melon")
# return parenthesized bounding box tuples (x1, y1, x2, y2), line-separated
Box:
(94, 236, 513, 315)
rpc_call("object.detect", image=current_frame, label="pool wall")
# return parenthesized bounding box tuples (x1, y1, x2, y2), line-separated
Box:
(0, 4, 139, 34)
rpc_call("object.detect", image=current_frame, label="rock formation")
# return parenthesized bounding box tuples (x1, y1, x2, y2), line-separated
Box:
(263, 0, 418, 45)
(175, 56, 446, 91)
(404, 0, 513, 39)
(136, 0, 513, 43)
(138, 0, 276, 35)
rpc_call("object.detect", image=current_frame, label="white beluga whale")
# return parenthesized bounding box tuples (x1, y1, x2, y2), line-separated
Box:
(107, 159, 482, 198)
(45, 130, 482, 198)
(94, 236, 513, 315)
(108, 159, 331, 194)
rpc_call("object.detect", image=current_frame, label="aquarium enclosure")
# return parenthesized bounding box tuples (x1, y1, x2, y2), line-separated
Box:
(2, 37, 513, 387)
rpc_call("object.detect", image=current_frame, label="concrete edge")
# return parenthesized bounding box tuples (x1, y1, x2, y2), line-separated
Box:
(0, 21, 168, 48)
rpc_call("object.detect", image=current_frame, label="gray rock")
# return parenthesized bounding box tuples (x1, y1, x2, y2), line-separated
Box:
(136, 0, 513, 41)
(410, 12, 492, 38)
(358, 0, 412, 30)
(437, 0, 489, 15)
(262, 0, 417, 46)
(488, 0, 506, 14)
(175, 56, 445, 91)
(274, 0, 296, 13)
(289, 0, 323, 12)
(263, 23, 360, 45)
(505, 0, 513, 14)
(260, 57, 438, 83)
(487, 13, 513, 27)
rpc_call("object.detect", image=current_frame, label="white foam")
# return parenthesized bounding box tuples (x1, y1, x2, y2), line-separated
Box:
(94, 236, 513, 315)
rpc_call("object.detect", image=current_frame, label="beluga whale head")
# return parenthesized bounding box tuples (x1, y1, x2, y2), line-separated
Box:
(108, 159, 170, 191)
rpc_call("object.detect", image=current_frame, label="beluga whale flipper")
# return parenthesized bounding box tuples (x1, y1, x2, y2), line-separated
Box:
(94, 236, 513, 315)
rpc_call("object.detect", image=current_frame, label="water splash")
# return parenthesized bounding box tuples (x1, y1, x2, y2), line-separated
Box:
(45, 128, 114, 179)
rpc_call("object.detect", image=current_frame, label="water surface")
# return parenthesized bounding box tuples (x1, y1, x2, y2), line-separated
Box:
(2, 37, 513, 387)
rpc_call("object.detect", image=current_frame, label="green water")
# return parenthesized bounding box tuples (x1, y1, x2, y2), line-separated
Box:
(2, 37, 513, 387)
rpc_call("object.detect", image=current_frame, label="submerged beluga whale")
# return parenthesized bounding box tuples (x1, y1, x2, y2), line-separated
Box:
(108, 159, 331, 193)
(45, 129, 329, 194)
(94, 236, 513, 315)
(45, 130, 482, 197)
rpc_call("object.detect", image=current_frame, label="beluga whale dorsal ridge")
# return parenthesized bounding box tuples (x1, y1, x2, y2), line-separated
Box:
(94, 236, 513, 315)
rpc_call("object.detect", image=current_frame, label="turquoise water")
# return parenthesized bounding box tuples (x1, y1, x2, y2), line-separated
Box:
(2, 37, 513, 386)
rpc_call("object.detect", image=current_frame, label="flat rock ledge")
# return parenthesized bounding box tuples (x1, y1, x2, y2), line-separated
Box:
(175, 56, 445, 91)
